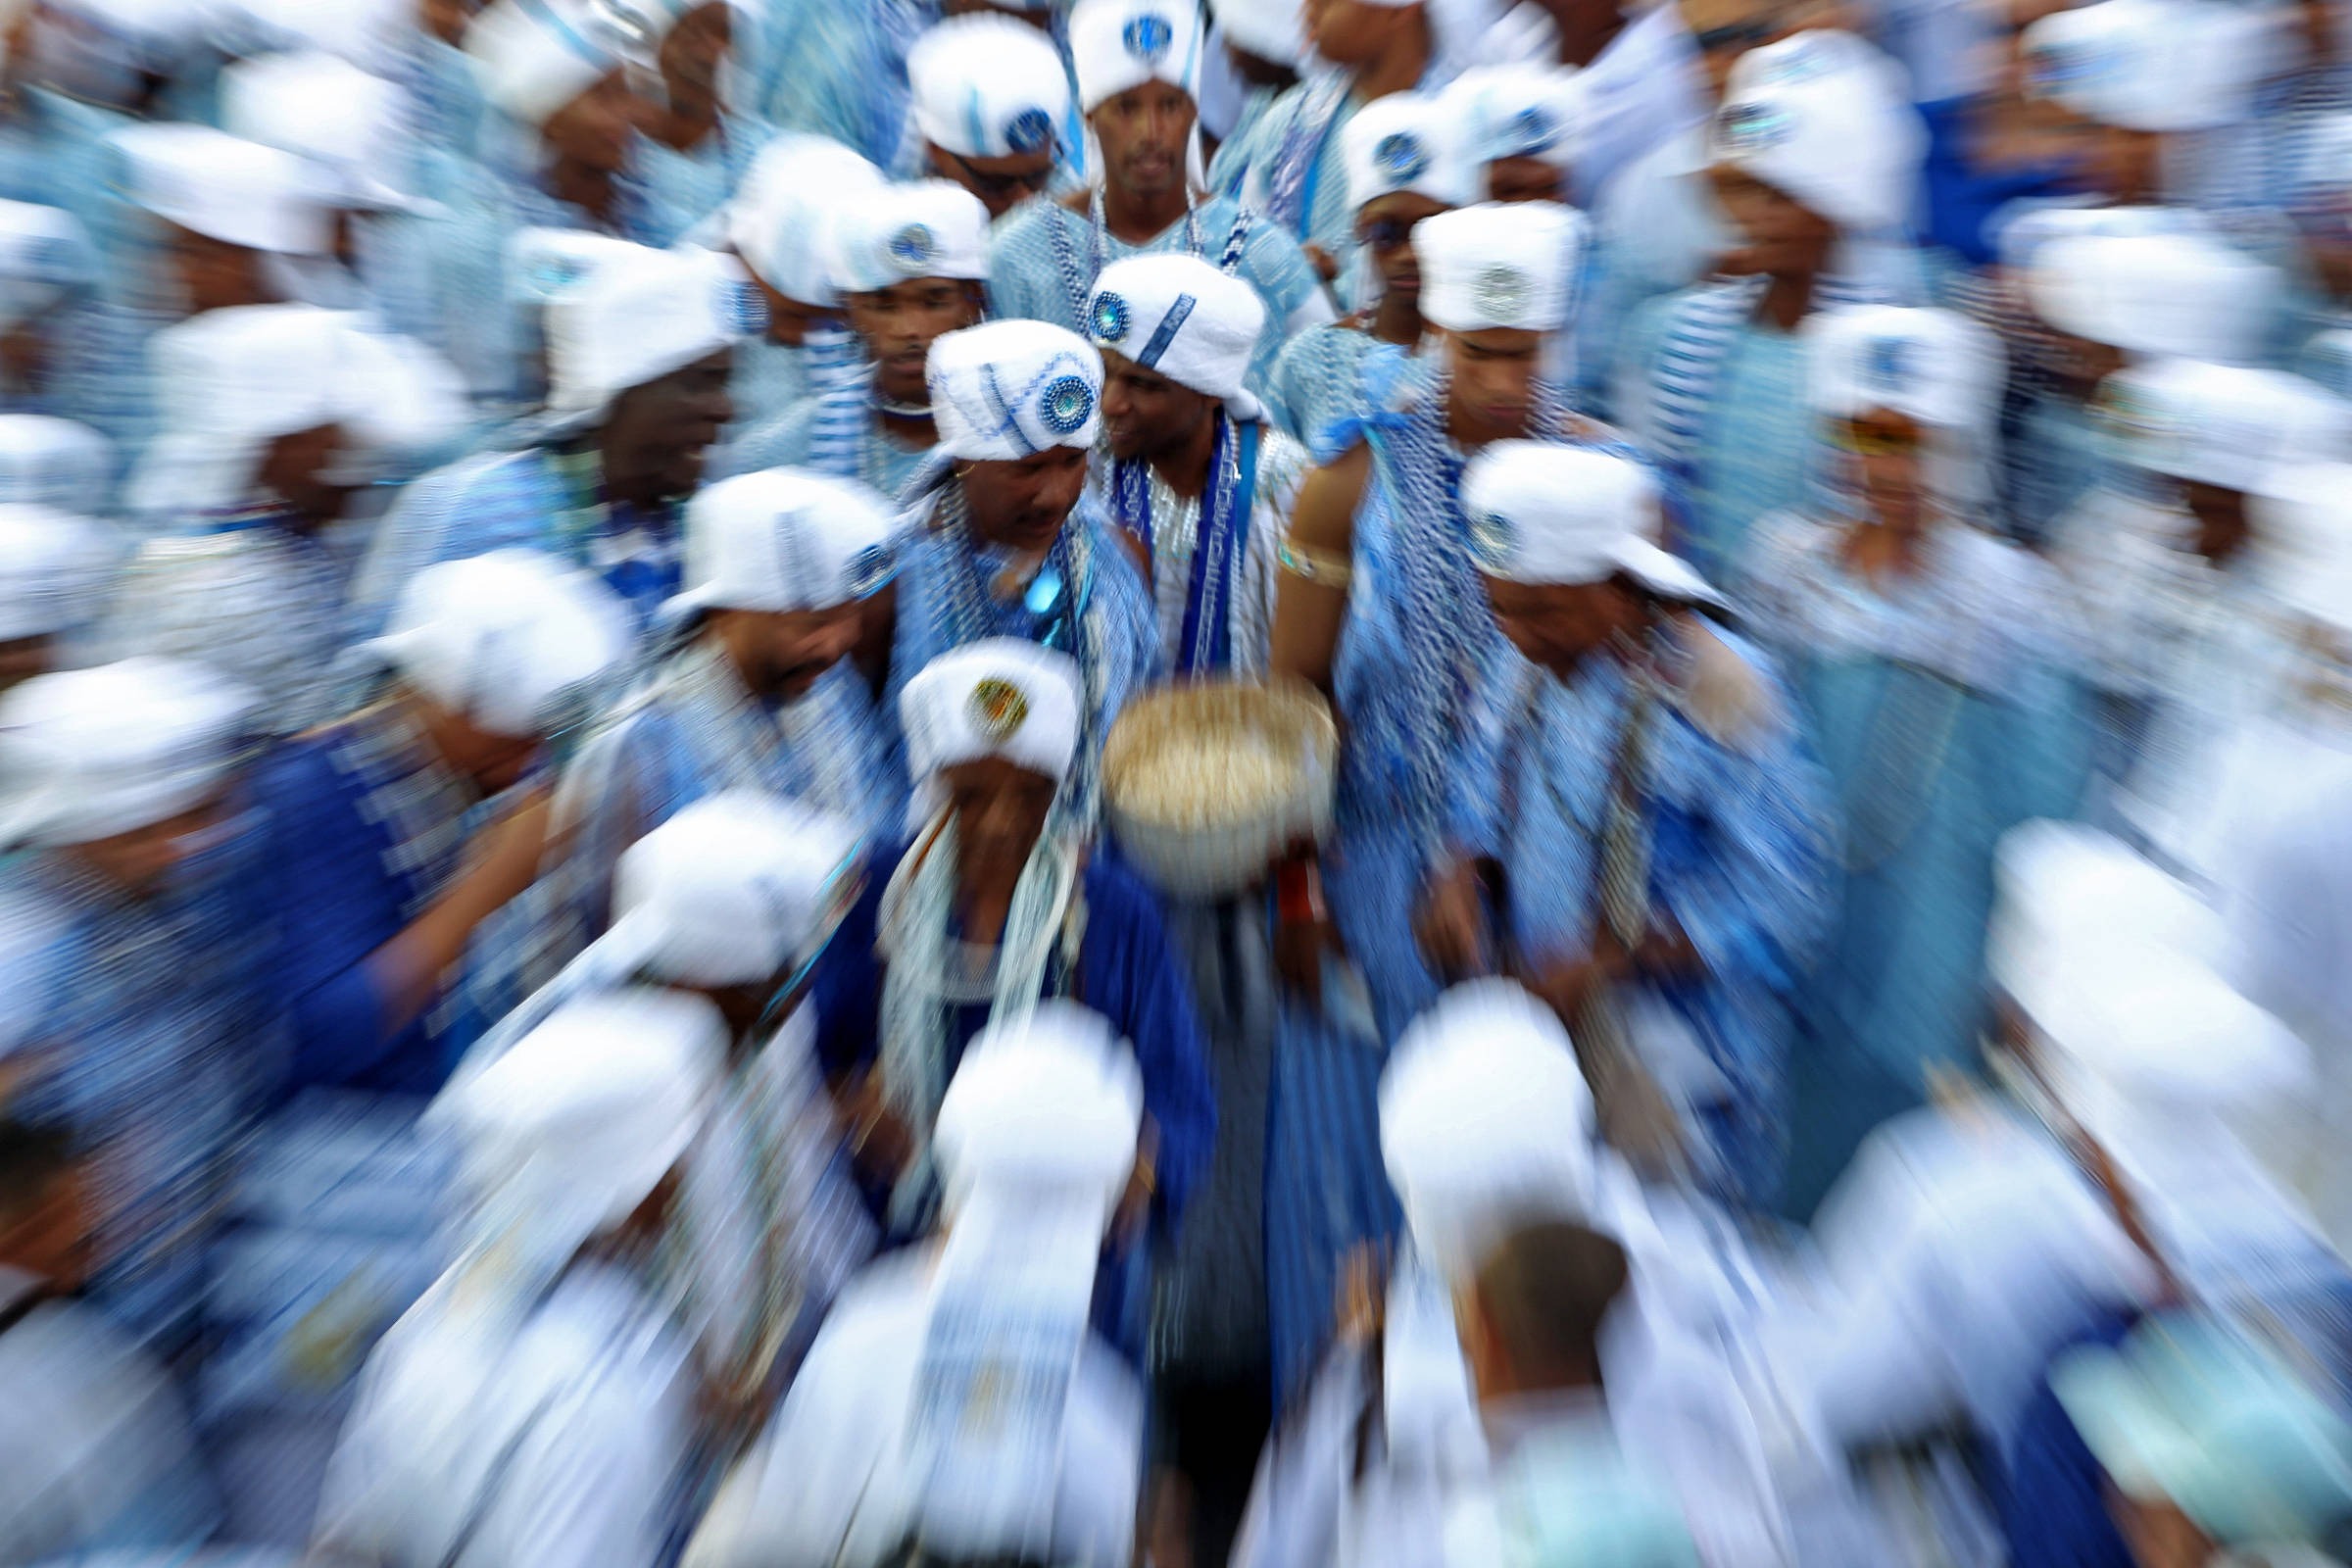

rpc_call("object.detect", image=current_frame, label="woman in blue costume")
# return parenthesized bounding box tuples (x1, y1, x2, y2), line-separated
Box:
(1612, 32, 1927, 584)
(1270, 200, 1592, 1045)
(1262, 89, 1470, 445)
(1742, 304, 2091, 1218)
(990, 0, 1328, 397)
(626, 0, 774, 249)
(810, 639, 1214, 1364)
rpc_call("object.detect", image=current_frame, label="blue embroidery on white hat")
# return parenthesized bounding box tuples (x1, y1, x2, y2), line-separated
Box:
(1135, 293, 1196, 369)
(1123, 12, 1174, 63)
(1468, 510, 1515, 571)
(719, 277, 768, 336)
(1374, 131, 1429, 185)
(1039, 374, 1096, 434)
(1004, 107, 1054, 154)
(1715, 100, 1794, 156)
(1473, 265, 1531, 318)
(845, 542, 897, 598)
(1508, 106, 1559, 157)
(889, 222, 936, 272)
(1866, 335, 1911, 393)
(1090, 290, 1132, 345)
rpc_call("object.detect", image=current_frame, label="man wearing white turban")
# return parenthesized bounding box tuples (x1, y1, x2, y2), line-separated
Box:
(352, 241, 757, 639)
(1271, 200, 1598, 1044)
(0, 658, 261, 1356)
(726, 178, 994, 502)
(1474, 0, 1707, 207)
(884, 319, 1164, 817)
(990, 0, 1330, 392)
(313, 991, 723, 1568)
(1614, 29, 1928, 583)
(618, 0, 773, 250)
(720, 133, 885, 432)
(906, 12, 1078, 220)
(1740, 305, 2091, 1214)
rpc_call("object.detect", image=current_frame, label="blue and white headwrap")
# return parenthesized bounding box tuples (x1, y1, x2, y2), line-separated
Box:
(908, 12, 1073, 160)
(929, 319, 1105, 460)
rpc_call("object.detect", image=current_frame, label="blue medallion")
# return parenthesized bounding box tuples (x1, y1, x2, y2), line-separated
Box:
(1123, 12, 1174, 63)
(889, 222, 936, 272)
(1374, 131, 1429, 186)
(1090, 290, 1132, 345)
(1004, 107, 1055, 155)
(1039, 374, 1096, 434)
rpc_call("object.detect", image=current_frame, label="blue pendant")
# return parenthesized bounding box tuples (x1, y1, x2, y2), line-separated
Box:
(1025, 564, 1065, 618)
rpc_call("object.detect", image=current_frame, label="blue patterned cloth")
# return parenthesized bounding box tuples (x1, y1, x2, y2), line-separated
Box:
(988, 193, 1326, 390)
(1743, 514, 2094, 1216)
(634, 113, 775, 250)
(0, 826, 275, 1356)
(391, 32, 488, 201)
(726, 337, 815, 440)
(719, 373, 943, 499)
(1206, 74, 1360, 281)
(349, 442, 686, 642)
(1458, 628, 1837, 1206)
(1262, 322, 1421, 451)
(757, 0, 936, 170)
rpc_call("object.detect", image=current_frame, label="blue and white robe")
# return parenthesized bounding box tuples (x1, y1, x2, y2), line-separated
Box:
(635, 113, 775, 251)
(755, 0, 935, 170)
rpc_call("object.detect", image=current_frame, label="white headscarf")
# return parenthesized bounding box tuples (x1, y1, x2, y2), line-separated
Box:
(899, 637, 1084, 831)
(0, 657, 252, 850)
(1382, 979, 1601, 1288)
(826, 180, 993, 296)
(545, 243, 763, 421)
(726, 135, 884, 307)
(1084, 252, 1266, 420)
(1461, 440, 1724, 609)
(1446, 62, 1585, 174)
(364, 549, 631, 738)
(1351, 0, 1508, 87)
(0, 201, 93, 333)
(1414, 200, 1586, 333)
(2022, 0, 2280, 132)
(611, 791, 866, 990)
(1707, 30, 1925, 235)
(466, 0, 623, 127)
(2251, 462, 2352, 635)
(0, 417, 111, 510)
(1068, 0, 1200, 114)
(0, 504, 109, 643)
(2028, 230, 2278, 364)
(934, 999, 1146, 1232)
(109, 122, 331, 256)
(666, 466, 901, 622)
(1209, 0, 1302, 65)
(2095, 360, 2349, 494)
(221, 48, 423, 214)
(907, 14, 1073, 161)
(927, 319, 1104, 461)
(1342, 90, 1482, 212)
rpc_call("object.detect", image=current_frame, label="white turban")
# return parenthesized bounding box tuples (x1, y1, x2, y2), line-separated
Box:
(221, 48, 421, 214)
(2251, 462, 2352, 635)
(506, 226, 644, 305)
(935, 1000, 1146, 1231)
(1210, 0, 1302, 65)
(0, 417, 111, 509)
(1709, 30, 1925, 235)
(1348, 0, 1508, 82)
(0, 505, 109, 643)
(1069, 0, 1200, 113)
(1343, 91, 1481, 213)
(0, 201, 94, 333)
(546, 243, 762, 420)
(216, 0, 411, 69)
(727, 135, 884, 307)
(1084, 253, 1266, 420)
(927, 319, 1104, 460)
(427, 989, 724, 1276)
(669, 466, 901, 620)
(901, 638, 1085, 821)
(827, 180, 992, 296)
(466, 0, 622, 127)
(610, 791, 866, 990)
(1805, 305, 2006, 432)
(2299, 112, 2352, 198)
(367, 549, 630, 738)
(0, 657, 252, 850)
(907, 14, 1072, 160)
(2095, 360, 2349, 494)
(1415, 201, 1586, 333)
(1988, 820, 2225, 1024)
(1382, 980, 1601, 1288)
(109, 122, 330, 256)
(127, 305, 467, 517)
(1461, 440, 1724, 609)
(2028, 231, 2278, 364)
(1446, 63, 1585, 173)
(2022, 0, 2278, 133)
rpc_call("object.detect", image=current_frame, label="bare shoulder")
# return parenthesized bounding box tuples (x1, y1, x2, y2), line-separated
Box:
(1288, 442, 1374, 550)
(1669, 614, 1787, 755)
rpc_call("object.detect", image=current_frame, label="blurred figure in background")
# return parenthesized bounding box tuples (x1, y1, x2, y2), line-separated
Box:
(754, 0, 930, 171)
(619, 0, 774, 251)
(905, 13, 1075, 223)
(0, 497, 113, 692)
(0, 199, 99, 420)
(716, 133, 884, 436)
(1204, 0, 1305, 168)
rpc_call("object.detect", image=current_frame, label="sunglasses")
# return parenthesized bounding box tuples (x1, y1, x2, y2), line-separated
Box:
(1357, 217, 1416, 250)
(1835, 422, 1922, 457)
(1693, 19, 1775, 51)
(944, 150, 1054, 203)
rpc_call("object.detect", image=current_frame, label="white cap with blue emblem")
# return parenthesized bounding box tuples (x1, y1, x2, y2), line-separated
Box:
(908, 13, 1073, 161)
(928, 318, 1105, 461)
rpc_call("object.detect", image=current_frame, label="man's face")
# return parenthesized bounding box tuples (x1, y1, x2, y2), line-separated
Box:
(754, 275, 836, 348)
(929, 143, 1057, 220)
(659, 2, 731, 107)
(1487, 156, 1564, 205)
(1484, 575, 1635, 674)
(1838, 409, 1929, 534)
(2181, 479, 2252, 565)
(944, 756, 1058, 890)
(961, 445, 1090, 554)
(1357, 192, 1448, 301)
(607, 347, 737, 497)
(0, 1164, 95, 1293)
(1100, 348, 1214, 462)
(420, 696, 539, 795)
(167, 223, 267, 317)
(710, 601, 864, 703)
(1304, 0, 1399, 65)
(67, 789, 236, 899)
(1446, 327, 1545, 439)
(1707, 165, 1836, 278)
(846, 278, 983, 407)
(259, 422, 356, 525)
(542, 70, 639, 174)
(1091, 80, 1196, 204)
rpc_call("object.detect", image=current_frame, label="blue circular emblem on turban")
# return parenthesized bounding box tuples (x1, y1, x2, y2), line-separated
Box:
(1090, 291, 1131, 344)
(1123, 12, 1174, 62)
(1468, 510, 1515, 570)
(1004, 107, 1054, 154)
(1039, 373, 1096, 434)
(845, 542, 896, 598)
(1374, 131, 1428, 185)
(888, 222, 936, 271)
(1509, 106, 1558, 156)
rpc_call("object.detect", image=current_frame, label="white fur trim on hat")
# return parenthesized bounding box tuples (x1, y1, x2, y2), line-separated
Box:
(1709, 30, 1925, 235)
(828, 180, 993, 296)
(0, 657, 253, 850)
(1805, 305, 2005, 432)
(900, 637, 1085, 813)
(1446, 63, 1586, 174)
(727, 136, 884, 307)
(109, 122, 331, 256)
(546, 243, 764, 420)
(2022, 0, 2280, 133)
(467, 0, 622, 127)
(612, 790, 867, 990)
(2095, 359, 2349, 494)
(2028, 231, 2279, 363)
(1343, 91, 1482, 213)
(1460, 440, 1722, 608)
(667, 466, 901, 621)
(368, 549, 630, 738)
(1069, 0, 1200, 113)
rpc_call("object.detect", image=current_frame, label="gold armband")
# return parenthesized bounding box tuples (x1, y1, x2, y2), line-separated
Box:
(1279, 536, 1353, 589)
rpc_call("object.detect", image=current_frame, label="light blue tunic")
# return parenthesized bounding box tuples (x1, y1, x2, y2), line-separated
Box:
(1742, 514, 2094, 1217)
(988, 193, 1326, 390)
(1206, 75, 1361, 283)
(1262, 322, 1421, 453)
(719, 382, 942, 500)
(634, 114, 775, 250)
(756, 0, 934, 171)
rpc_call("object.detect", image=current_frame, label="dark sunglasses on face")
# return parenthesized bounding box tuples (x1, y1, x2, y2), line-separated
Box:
(946, 150, 1053, 202)
(1694, 19, 1775, 50)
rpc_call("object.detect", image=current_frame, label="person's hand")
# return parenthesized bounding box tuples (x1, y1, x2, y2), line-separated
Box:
(837, 1072, 915, 1184)
(1414, 858, 1493, 984)
(447, 783, 552, 923)
(1301, 243, 1342, 283)
(1336, 1239, 1391, 1348)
